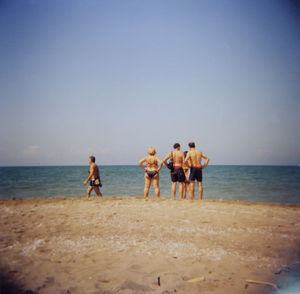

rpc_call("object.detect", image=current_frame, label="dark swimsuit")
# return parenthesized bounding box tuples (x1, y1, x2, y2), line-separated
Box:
(171, 166, 186, 182)
(146, 170, 158, 178)
(90, 178, 101, 187)
(145, 156, 159, 179)
(189, 166, 202, 182)
(89, 166, 101, 187)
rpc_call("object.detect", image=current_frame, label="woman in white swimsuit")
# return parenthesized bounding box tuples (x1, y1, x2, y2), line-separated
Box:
(138, 147, 163, 198)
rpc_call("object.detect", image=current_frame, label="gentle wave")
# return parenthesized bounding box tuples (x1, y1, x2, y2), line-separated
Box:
(0, 165, 299, 203)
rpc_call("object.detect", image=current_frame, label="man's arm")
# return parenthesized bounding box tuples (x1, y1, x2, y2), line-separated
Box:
(156, 157, 163, 172)
(184, 152, 191, 164)
(186, 158, 191, 167)
(202, 153, 210, 169)
(84, 165, 95, 185)
(138, 157, 147, 171)
(163, 152, 171, 167)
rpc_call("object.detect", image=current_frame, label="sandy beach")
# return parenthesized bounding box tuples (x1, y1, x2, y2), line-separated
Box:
(0, 197, 299, 294)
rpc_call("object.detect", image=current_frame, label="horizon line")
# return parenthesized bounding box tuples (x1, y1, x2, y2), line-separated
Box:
(0, 164, 299, 168)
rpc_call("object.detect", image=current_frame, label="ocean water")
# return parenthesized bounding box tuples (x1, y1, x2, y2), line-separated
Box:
(0, 165, 299, 203)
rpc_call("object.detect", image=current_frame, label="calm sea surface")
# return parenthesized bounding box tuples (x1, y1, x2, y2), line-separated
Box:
(0, 165, 299, 203)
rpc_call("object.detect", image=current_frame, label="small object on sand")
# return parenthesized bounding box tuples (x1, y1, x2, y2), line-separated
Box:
(274, 266, 291, 275)
(186, 276, 205, 283)
(245, 279, 278, 290)
(24, 290, 38, 294)
(158, 276, 161, 286)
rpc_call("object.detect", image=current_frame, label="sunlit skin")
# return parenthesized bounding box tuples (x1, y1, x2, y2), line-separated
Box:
(139, 151, 163, 198)
(184, 147, 210, 200)
(182, 154, 191, 199)
(163, 146, 185, 199)
(83, 158, 102, 198)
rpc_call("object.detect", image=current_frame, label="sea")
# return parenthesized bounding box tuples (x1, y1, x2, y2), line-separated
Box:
(0, 165, 299, 293)
(0, 165, 299, 203)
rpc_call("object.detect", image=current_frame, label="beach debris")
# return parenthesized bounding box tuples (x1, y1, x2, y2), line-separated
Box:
(274, 266, 291, 275)
(245, 279, 279, 290)
(185, 276, 205, 283)
(158, 276, 161, 286)
(24, 290, 38, 294)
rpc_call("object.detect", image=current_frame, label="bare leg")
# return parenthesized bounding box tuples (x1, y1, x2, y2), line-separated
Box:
(189, 181, 195, 200)
(153, 175, 160, 199)
(144, 174, 151, 198)
(198, 181, 203, 200)
(185, 182, 189, 199)
(179, 182, 184, 199)
(93, 186, 102, 198)
(171, 182, 176, 199)
(86, 186, 93, 198)
(183, 182, 186, 199)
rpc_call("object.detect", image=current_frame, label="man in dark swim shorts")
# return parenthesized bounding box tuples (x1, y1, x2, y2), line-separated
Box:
(171, 167, 186, 183)
(184, 142, 210, 200)
(189, 166, 202, 182)
(83, 156, 103, 198)
(163, 143, 186, 199)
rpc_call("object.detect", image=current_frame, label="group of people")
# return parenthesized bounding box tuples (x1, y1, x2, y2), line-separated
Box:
(83, 142, 210, 200)
(138, 142, 210, 200)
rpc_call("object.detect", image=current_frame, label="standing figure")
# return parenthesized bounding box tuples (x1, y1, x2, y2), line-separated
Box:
(182, 151, 191, 199)
(184, 142, 210, 200)
(139, 147, 163, 199)
(163, 143, 186, 199)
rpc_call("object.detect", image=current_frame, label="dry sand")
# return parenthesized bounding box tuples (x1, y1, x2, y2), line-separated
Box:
(0, 197, 299, 294)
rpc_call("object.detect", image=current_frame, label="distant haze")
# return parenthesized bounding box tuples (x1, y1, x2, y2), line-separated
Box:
(0, 0, 299, 166)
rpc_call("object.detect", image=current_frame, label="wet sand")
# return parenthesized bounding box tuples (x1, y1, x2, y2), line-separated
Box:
(0, 197, 299, 294)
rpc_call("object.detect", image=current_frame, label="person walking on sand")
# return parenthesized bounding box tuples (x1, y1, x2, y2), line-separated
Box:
(139, 147, 163, 198)
(182, 151, 191, 199)
(83, 156, 103, 198)
(184, 142, 210, 200)
(163, 143, 186, 199)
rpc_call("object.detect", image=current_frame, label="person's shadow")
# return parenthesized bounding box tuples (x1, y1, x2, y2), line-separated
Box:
(0, 271, 37, 294)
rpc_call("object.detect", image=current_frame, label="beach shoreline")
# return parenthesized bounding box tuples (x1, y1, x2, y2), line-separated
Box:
(0, 197, 299, 294)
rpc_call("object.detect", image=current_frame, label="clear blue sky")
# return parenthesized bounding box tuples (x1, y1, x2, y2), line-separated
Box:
(0, 0, 299, 166)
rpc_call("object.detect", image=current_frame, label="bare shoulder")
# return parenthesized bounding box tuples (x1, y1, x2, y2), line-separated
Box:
(175, 150, 184, 157)
(139, 156, 147, 163)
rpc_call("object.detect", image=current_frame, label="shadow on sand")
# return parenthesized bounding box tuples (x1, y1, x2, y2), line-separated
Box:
(0, 270, 37, 294)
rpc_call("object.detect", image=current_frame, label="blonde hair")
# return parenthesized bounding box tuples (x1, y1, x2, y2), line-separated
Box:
(147, 147, 156, 156)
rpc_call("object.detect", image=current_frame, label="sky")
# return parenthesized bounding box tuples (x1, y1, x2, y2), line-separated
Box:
(0, 0, 299, 166)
